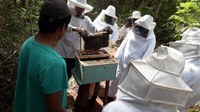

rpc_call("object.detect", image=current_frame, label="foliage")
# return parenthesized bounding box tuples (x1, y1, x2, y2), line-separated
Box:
(1, 0, 200, 112)
(88, 0, 178, 46)
(0, 0, 43, 111)
(166, 0, 200, 40)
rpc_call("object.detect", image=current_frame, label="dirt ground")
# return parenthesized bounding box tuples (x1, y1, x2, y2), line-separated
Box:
(67, 77, 106, 112)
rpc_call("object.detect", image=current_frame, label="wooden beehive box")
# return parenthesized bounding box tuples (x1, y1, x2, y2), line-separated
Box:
(73, 50, 117, 85)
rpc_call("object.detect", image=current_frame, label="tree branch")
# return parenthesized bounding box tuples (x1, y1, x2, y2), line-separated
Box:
(155, 0, 163, 21)
(0, 50, 18, 66)
(0, 81, 16, 93)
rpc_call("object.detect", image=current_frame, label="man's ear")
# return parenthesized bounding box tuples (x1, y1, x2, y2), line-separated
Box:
(60, 23, 67, 32)
(57, 23, 66, 32)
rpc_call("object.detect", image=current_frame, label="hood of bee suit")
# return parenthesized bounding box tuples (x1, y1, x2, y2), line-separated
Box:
(115, 15, 156, 74)
(93, 5, 119, 44)
(130, 11, 141, 19)
(67, 0, 93, 15)
(170, 27, 200, 60)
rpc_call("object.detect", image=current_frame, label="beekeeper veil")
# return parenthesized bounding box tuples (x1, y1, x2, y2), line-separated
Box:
(118, 46, 192, 107)
(170, 27, 200, 60)
(133, 15, 156, 39)
(93, 5, 119, 44)
(67, 0, 93, 15)
(115, 15, 156, 61)
(114, 15, 156, 79)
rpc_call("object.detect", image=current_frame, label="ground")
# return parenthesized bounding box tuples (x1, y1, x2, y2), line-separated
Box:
(67, 77, 105, 112)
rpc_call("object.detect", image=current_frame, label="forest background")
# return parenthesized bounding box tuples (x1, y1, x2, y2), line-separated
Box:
(0, 0, 200, 111)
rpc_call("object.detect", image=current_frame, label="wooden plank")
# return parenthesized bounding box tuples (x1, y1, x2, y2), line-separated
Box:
(77, 50, 110, 59)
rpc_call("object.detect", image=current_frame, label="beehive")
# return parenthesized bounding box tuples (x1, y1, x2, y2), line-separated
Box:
(82, 26, 112, 50)
(73, 50, 117, 85)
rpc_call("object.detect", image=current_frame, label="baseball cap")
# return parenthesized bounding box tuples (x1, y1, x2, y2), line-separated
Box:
(39, 0, 71, 23)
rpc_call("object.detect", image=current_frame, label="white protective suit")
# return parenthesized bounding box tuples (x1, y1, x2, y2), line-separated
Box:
(56, 0, 96, 58)
(169, 27, 200, 112)
(108, 15, 156, 97)
(103, 46, 191, 112)
(102, 90, 178, 112)
(119, 11, 141, 39)
(93, 5, 119, 45)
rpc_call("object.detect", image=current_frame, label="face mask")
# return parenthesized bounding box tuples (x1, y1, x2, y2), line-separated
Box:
(102, 14, 116, 26)
(75, 6, 85, 17)
(134, 25, 149, 38)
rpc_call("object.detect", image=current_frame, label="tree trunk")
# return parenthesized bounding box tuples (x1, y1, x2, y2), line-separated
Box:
(155, 0, 163, 21)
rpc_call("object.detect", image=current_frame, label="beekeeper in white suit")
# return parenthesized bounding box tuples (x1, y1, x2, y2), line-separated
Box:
(119, 11, 142, 39)
(102, 46, 192, 112)
(93, 5, 119, 45)
(56, 0, 96, 80)
(108, 15, 156, 100)
(170, 27, 200, 112)
(115, 11, 141, 46)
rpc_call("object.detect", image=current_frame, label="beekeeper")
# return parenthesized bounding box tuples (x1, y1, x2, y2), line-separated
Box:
(169, 27, 200, 112)
(56, 0, 96, 80)
(102, 46, 192, 112)
(93, 5, 119, 45)
(119, 11, 141, 40)
(108, 15, 156, 100)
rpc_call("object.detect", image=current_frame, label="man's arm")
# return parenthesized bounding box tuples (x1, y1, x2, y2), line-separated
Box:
(46, 90, 66, 112)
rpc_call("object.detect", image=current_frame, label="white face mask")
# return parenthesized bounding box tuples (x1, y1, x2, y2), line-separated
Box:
(101, 14, 116, 26)
(133, 25, 149, 38)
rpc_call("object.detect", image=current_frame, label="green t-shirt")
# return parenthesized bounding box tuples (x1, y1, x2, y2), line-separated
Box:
(14, 36, 68, 112)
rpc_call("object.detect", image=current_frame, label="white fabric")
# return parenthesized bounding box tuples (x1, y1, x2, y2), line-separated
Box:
(93, 5, 119, 44)
(169, 27, 200, 111)
(115, 30, 156, 77)
(115, 15, 156, 77)
(119, 25, 131, 40)
(169, 42, 200, 59)
(169, 27, 200, 59)
(68, 0, 93, 15)
(108, 75, 121, 97)
(56, 15, 95, 58)
(108, 15, 156, 97)
(102, 90, 178, 112)
(118, 46, 192, 107)
(103, 5, 117, 19)
(178, 62, 200, 112)
(180, 27, 200, 42)
(118, 11, 141, 39)
(134, 15, 156, 35)
(131, 11, 141, 19)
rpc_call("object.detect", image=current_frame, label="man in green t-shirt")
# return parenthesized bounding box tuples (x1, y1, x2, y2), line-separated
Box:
(14, 0, 71, 112)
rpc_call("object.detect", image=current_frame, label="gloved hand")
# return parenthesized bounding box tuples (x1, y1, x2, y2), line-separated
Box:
(125, 21, 132, 28)
(99, 26, 113, 35)
(76, 28, 88, 38)
(125, 18, 133, 28)
(125, 17, 138, 28)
